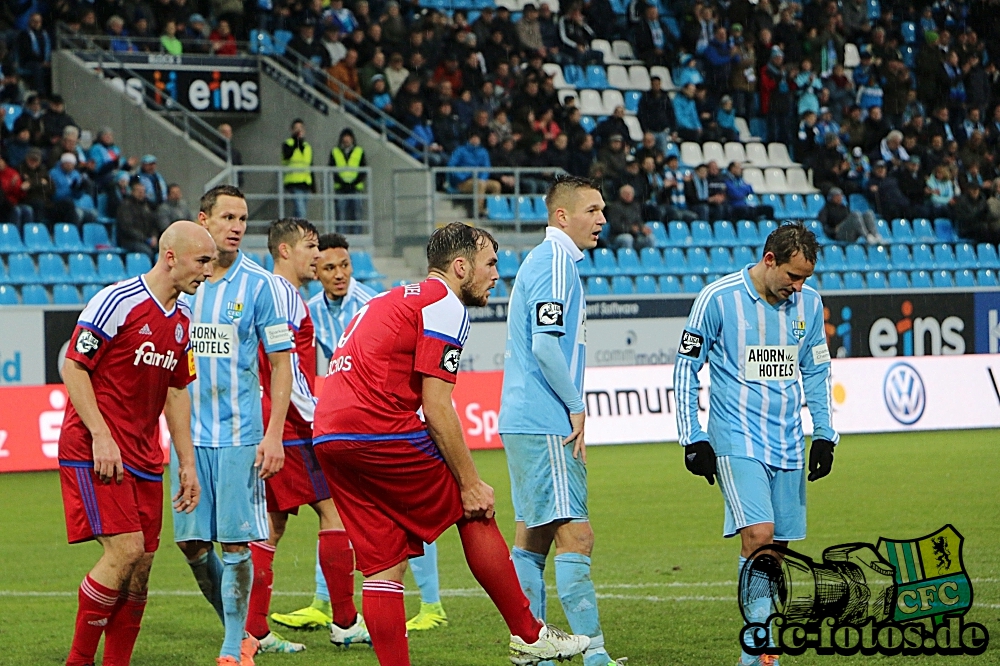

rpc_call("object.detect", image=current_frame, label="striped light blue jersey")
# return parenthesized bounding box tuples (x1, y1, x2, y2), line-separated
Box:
(673, 266, 838, 469)
(182, 251, 294, 448)
(307, 277, 377, 359)
(499, 227, 586, 437)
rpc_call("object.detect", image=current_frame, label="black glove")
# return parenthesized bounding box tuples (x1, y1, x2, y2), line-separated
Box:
(808, 439, 835, 482)
(684, 440, 716, 485)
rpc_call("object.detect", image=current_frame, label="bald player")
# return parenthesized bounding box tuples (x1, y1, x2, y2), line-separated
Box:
(59, 221, 215, 666)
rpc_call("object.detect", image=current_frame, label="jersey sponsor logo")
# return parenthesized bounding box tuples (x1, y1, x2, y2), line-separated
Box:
(440, 345, 461, 374)
(187, 348, 196, 376)
(677, 330, 703, 359)
(744, 345, 798, 381)
(812, 342, 831, 365)
(226, 301, 244, 319)
(792, 318, 807, 339)
(190, 323, 234, 357)
(328, 354, 352, 374)
(133, 341, 179, 371)
(883, 361, 925, 425)
(265, 323, 293, 347)
(175, 322, 184, 343)
(139, 324, 153, 336)
(536, 301, 564, 327)
(75, 329, 101, 359)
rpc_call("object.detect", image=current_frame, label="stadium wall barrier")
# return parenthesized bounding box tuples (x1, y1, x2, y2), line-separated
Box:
(2, 355, 997, 472)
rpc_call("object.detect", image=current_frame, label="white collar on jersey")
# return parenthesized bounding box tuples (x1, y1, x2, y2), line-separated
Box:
(545, 227, 585, 262)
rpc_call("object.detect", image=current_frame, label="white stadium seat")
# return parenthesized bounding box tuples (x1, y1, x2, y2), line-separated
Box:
(767, 142, 799, 167)
(579, 89, 604, 115)
(680, 142, 704, 167)
(724, 141, 748, 165)
(745, 142, 771, 167)
(613, 40, 638, 62)
(764, 167, 791, 193)
(786, 167, 819, 193)
(743, 167, 767, 193)
(734, 116, 756, 142)
(607, 65, 631, 90)
(591, 39, 621, 64)
(701, 141, 726, 166)
(623, 115, 644, 142)
(628, 65, 651, 91)
(649, 65, 677, 90)
(844, 42, 861, 67)
(602, 89, 625, 115)
(558, 89, 580, 107)
(543, 63, 570, 89)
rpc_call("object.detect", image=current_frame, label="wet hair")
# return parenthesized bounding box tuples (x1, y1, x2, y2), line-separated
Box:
(318, 233, 349, 252)
(763, 222, 819, 266)
(199, 184, 244, 216)
(267, 218, 318, 258)
(426, 222, 498, 272)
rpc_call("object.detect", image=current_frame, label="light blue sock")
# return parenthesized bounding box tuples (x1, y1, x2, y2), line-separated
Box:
(511, 547, 547, 621)
(220, 548, 253, 659)
(188, 549, 226, 623)
(739, 555, 774, 665)
(409, 541, 441, 604)
(315, 540, 330, 603)
(555, 552, 610, 666)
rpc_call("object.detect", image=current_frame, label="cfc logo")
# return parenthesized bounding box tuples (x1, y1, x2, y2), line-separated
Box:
(133, 342, 179, 371)
(536, 302, 564, 327)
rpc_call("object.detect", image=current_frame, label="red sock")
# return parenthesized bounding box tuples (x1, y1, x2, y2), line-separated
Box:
(319, 529, 358, 628)
(101, 592, 147, 666)
(458, 517, 543, 643)
(246, 542, 276, 639)
(362, 580, 409, 666)
(67, 575, 119, 666)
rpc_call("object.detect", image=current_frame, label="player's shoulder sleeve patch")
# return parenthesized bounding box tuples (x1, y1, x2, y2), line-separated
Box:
(535, 301, 564, 327)
(677, 329, 705, 360)
(439, 344, 462, 374)
(73, 327, 103, 360)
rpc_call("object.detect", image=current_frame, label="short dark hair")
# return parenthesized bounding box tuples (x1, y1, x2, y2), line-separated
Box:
(318, 233, 349, 252)
(763, 222, 819, 266)
(545, 174, 599, 216)
(268, 218, 318, 258)
(426, 222, 497, 272)
(199, 184, 244, 216)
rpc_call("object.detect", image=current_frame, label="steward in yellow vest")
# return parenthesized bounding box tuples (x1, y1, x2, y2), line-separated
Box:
(282, 119, 313, 190)
(329, 128, 367, 193)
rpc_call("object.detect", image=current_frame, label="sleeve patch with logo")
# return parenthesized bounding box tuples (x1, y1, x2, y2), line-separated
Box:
(677, 330, 704, 359)
(439, 345, 462, 374)
(812, 342, 831, 365)
(75, 328, 102, 360)
(535, 301, 564, 327)
(265, 323, 294, 347)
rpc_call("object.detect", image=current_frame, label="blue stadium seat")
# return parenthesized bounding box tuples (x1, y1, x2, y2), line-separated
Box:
(931, 269, 954, 288)
(805, 219, 828, 243)
(81, 283, 103, 301)
(38, 253, 69, 284)
(681, 274, 704, 293)
(23, 223, 54, 253)
(577, 251, 596, 277)
(584, 65, 609, 89)
(663, 247, 688, 273)
(842, 271, 864, 289)
(587, 276, 611, 295)
(821, 245, 847, 272)
(350, 251, 384, 279)
(892, 218, 915, 243)
(845, 244, 868, 271)
(976, 269, 998, 286)
(486, 196, 514, 221)
(667, 221, 691, 246)
(805, 193, 825, 218)
(20, 284, 49, 305)
(126, 252, 152, 277)
(491, 279, 508, 297)
(820, 272, 844, 290)
(888, 270, 910, 289)
(867, 0, 881, 20)
(713, 220, 738, 247)
(2, 104, 21, 132)
(805, 274, 820, 290)
(934, 218, 957, 242)
(849, 194, 872, 213)
(0, 223, 23, 253)
(250, 29, 275, 55)
(0, 284, 17, 304)
(889, 243, 913, 270)
(867, 244, 890, 271)
(617, 247, 643, 275)
(579, 116, 597, 134)
(624, 91, 642, 114)
(52, 284, 82, 304)
(932, 243, 958, 270)
(563, 64, 585, 86)
(592, 248, 618, 275)
(901, 21, 917, 43)
(977, 243, 1000, 269)
(784, 194, 808, 219)
(954, 243, 977, 269)
(611, 275, 635, 294)
(732, 245, 755, 267)
(497, 249, 519, 279)
(758, 219, 778, 237)
(911, 243, 934, 270)
(912, 217, 936, 242)
(632, 274, 655, 294)
(7, 253, 38, 283)
(708, 247, 733, 273)
(272, 29, 293, 54)
(687, 247, 710, 274)
(530, 196, 548, 220)
(865, 270, 887, 289)
(746, 193, 760, 208)
(902, 44, 916, 68)
(648, 221, 669, 248)
(82, 223, 114, 251)
(762, 194, 788, 219)
(97, 253, 127, 283)
(658, 275, 680, 293)
(954, 269, 975, 288)
(53, 224, 86, 253)
(736, 220, 760, 245)
(690, 220, 713, 246)
(362, 279, 384, 292)
(262, 253, 275, 271)
(873, 217, 890, 239)
(910, 270, 932, 288)
(639, 247, 666, 274)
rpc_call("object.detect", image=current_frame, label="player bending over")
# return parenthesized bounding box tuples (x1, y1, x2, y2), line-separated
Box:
(673, 223, 839, 666)
(312, 222, 591, 665)
(59, 221, 213, 665)
(246, 220, 370, 652)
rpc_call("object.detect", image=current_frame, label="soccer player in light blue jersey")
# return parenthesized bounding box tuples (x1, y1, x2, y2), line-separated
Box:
(172, 185, 295, 666)
(499, 176, 627, 666)
(673, 223, 838, 666)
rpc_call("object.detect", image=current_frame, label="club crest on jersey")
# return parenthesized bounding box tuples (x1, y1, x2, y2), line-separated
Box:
(678, 330, 703, 359)
(536, 301, 564, 327)
(75, 329, 101, 359)
(175, 322, 184, 343)
(792, 319, 807, 339)
(226, 301, 244, 319)
(440, 344, 461, 374)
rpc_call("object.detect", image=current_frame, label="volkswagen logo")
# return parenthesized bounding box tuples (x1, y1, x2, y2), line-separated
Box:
(883, 362, 926, 425)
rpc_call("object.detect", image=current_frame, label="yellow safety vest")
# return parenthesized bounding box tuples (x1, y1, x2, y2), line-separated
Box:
(282, 138, 313, 186)
(331, 146, 365, 191)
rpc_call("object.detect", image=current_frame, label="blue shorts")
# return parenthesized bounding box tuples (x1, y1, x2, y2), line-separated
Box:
(716, 456, 806, 541)
(502, 434, 588, 529)
(170, 445, 268, 544)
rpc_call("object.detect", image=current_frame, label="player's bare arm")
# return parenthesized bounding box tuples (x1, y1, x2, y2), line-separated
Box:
(164, 387, 200, 513)
(63, 359, 122, 484)
(422, 375, 495, 520)
(258, 350, 292, 478)
(566, 410, 586, 463)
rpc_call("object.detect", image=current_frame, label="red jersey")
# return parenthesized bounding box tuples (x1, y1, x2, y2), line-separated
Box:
(58, 276, 196, 476)
(260, 274, 317, 443)
(313, 277, 470, 440)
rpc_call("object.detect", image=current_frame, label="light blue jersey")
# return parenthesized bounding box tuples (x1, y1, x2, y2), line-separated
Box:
(182, 251, 294, 448)
(499, 227, 586, 437)
(307, 277, 377, 358)
(673, 266, 838, 469)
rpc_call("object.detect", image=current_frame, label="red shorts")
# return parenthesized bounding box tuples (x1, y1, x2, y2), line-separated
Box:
(313, 434, 463, 576)
(265, 441, 332, 514)
(59, 461, 163, 553)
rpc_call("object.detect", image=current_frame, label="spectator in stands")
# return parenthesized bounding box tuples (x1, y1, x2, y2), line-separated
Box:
(18, 94, 46, 147)
(106, 171, 131, 219)
(182, 14, 211, 54)
(50, 153, 96, 223)
(380, 2, 407, 53)
(866, 160, 910, 220)
(959, 108, 986, 144)
(42, 95, 76, 148)
(660, 154, 698, 222)
(217, 123, 243, 167)
(328, 47, 362, 100)
(818, 187, 882, 244)
(282, 118, 313, 218)
(131, 13, 156, 52)
(156, 183, 193, 232)
(840, 105, 865, 150)
(925, 163, 958, 218)
(321, 25, 347, 68)
(369, 74, 393, 112)
(634, 4, 671, 67)
(447, 133, 500, 215)
(159, 19, 183, 54)
(384, 52, 408, 96)
(544, 132, 573, 174)
(862, 106, 890, 154)
(703, 26, 737, 99)
(635, 131, 665, 168)
(672, 83, 702, 142)
(209, 18, 237, 55)
(637, 76, 676, 156)
(290, 19, 330, 69)
(106, 15, 137, 53)
(898, 155, 930, 218)
(843, 145, 870, 193)
(0, 154, 32, 226)
(795, 110, 821, 167)
(137, 155, 168, 207)
(359, 50, 386, 97)
(516, 4, 547, 59)
(724, 161, 773, 220)
(330, 128, 367, 227)
(842, 0, 871, 41)
(328, 0, 358, 34)
(557, 4, 602, 66)
(715, 95, 738, 142)
(684, 162, 712, 221)
(90, 127, 137, 189)
(606, 184, 652, 250)
(4, 126, 32, 169)
(20, 147, 61, 224)
(117, 177, 158, 257)
(401, 99, 447, 165)
(17, 13, 51, 93)
(876, 129, 909, 170)
(953, 180, 995, 242)
(927, 106, 956, 144)
(569, 133, 595, 178)
(597, 133, 628, 178)
(594, 106, 630, 150)
(673, 54, 704, 87)
(727, 24, 755, 119)
(759, 46, 792, 146)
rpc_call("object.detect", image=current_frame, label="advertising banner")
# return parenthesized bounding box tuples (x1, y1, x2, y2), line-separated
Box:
(0, 309, 45, 385)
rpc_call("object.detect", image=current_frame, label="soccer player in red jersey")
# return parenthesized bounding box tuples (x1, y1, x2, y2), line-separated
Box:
(59, 221, 215, 666)
(247, 219, 369, 653)
(312, 222, 590, 666)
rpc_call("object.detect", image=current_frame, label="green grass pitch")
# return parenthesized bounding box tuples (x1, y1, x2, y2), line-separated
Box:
(1, 429, 998, 665)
